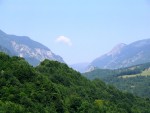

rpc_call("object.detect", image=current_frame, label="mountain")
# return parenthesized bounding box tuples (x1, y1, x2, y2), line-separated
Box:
(0, 45, 11, 55)
(70, 62, 89, 72)
(84, 62, 150, 98)
(0, 52, 150, 112)
(90, 39, 150, 69)
(0, 29, 64, 66)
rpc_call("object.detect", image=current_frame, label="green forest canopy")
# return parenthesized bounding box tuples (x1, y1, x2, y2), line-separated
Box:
(84, 63, 150, 98)
(0, 52, 150, 113)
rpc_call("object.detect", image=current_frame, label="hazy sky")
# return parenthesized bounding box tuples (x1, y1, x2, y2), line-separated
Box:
(0, 0, 150, 64)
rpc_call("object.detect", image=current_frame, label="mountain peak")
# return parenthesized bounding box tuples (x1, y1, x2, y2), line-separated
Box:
(90, 38, 150, 69)
(0, 29, 65, 66)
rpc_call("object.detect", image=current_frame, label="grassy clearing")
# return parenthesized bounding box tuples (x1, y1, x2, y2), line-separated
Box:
(119, 69, 150, 78)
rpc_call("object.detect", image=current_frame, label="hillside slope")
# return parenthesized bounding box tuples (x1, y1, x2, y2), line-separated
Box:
(0, 52, 150, 113)
(90, 39, 150, 69)
(84, 63, 150, 98)
(0, 29, 64, 66)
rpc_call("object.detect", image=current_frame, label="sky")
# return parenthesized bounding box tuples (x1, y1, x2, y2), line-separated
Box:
(0, 0, 150, 64)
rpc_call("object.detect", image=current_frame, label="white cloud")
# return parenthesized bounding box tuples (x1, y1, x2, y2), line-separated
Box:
(56, 36, 72, 46)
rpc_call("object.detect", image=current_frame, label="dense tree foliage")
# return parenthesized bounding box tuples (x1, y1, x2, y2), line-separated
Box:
(106, 76, 150, 98)
(0, 52, 150, 112)
(84, 63, 150, 98)
(84, 63, 150, 79)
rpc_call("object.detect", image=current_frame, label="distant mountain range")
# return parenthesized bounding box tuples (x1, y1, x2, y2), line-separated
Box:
(0, 29, 64, 66)
(89, 39, 150, 69)
(1, 29, 150, 70)
(69, 62, 89, 72)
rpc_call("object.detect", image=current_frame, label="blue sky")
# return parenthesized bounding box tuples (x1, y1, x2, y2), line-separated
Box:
(0, 0, 150, 64)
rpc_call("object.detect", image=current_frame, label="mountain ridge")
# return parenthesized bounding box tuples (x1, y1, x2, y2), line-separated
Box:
(0, 29, 64, 66)
(0, 52, 150, 112)
(90, 38, 150, 69)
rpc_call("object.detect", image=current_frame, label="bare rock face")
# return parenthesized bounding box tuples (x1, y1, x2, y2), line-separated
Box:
(90, 39, 150, 69)
(0, 29, 64, 66)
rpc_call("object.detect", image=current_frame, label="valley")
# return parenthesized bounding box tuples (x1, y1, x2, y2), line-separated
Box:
(1, 29, 150, 100)
(1, 1, 150, 112)
(120, 69, 150, 78)
(84, 62, 150, 98)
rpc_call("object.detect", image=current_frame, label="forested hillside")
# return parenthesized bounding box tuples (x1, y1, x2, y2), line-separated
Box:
(0, 52, 150, 113)
(84, 63, 150, 98)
